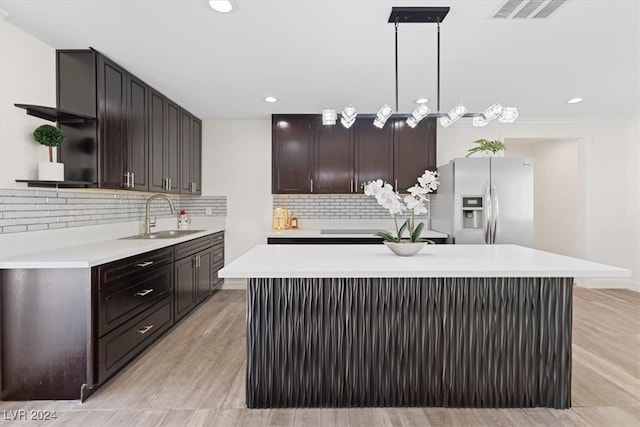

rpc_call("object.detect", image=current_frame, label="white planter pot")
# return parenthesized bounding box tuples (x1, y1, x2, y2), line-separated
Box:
(38, 162, 64, 181)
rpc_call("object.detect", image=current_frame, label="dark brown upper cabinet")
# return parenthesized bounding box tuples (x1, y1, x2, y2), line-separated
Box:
(57, 49, 201, 194)
(354, 119, 393, 193)
(179, 110, 202, 195)
(272, 115, 313, 193)
(313, 117, 354, 194)
(149, 90, 180, 193)
(392, 117, 437, 192)
(272, 114, 436, 194)
(125, 74, 149, 191)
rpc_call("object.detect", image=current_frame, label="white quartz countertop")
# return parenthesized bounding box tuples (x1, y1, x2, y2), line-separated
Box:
(0, 227, 225, 269)
(218, 244, 631, 279)
(266, 229, 448, 239)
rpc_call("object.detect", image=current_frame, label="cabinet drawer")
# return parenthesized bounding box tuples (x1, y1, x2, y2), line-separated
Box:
(97, 247, 173, 291)
(175, 234, 215, 260)
(98, 264, 173, 337)
(212, 260, 224, 290)
(97, 296, 173, 384)
(211, 231, 224, 247)
(212, 244, 224, 265)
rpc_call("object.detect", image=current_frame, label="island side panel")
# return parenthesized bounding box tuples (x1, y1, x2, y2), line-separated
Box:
(246, 276, 572, 409)
(0, 268, 91, 400)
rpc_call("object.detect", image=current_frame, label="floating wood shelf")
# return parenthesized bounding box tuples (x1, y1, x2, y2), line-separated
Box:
(14, 104, 95, 124)
(15, 179, 97, 189)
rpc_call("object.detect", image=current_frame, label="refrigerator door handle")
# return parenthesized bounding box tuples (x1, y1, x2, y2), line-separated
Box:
(492, 184, 499, 244)
(483, 182, 492, 244)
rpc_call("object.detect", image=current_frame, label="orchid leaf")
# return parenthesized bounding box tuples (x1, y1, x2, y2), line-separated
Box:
(411, 221, 424, 242)
(375, 231, 398, 242)
(397, 219, 409, 240)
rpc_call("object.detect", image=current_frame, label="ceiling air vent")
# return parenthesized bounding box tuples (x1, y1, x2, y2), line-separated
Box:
(493, 0, 567, 19)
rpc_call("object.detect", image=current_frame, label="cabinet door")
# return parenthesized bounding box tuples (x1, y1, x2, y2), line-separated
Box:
(313, 117, 353, 193)
(191, 118, 202, 195)
(148, 90, 167, 192)
(354, 119, 393, 192)
(180, 110, 194, 193)
(272, 115, 313, 193)
(126, 75, 148, 191)
(98, 55, 127, 189)
(175, 256, 196, 321)
(167, 101, 181, 193)
(195, 248, 213, 304)
(393, 117, 437, 192)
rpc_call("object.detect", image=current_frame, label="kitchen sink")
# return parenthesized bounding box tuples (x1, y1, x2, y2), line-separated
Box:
(120, 229, 205, 240)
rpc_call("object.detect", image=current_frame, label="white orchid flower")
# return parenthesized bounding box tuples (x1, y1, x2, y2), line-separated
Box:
(407, 185, 428, 197)
(364, 179, 385, 196)
(412, 203, 428, 215)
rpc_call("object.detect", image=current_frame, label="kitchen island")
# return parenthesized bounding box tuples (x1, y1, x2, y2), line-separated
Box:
(218, 244, 629, 409)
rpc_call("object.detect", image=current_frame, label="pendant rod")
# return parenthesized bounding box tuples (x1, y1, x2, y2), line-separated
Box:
(437, 19, 441, 113)
(394, 18, 399, 112)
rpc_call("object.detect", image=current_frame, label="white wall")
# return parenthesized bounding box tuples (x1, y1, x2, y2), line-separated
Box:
(0, 20, 56, 188)
(437, 121, 639, 291)
(202, 119, 272, 271)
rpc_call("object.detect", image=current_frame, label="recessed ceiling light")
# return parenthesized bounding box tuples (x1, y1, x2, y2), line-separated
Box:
(567, 97, 584, 104)
(415, 98, 429, 104)
(264, 96, 278, 103)
(209, 0, 233, 13)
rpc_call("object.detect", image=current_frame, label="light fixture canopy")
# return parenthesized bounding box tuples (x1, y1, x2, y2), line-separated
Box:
(264, 96, 278, 103)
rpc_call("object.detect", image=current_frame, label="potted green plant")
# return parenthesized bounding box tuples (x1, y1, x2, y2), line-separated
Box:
(465, 138, 505, 157)
(33, 124, 65, 181)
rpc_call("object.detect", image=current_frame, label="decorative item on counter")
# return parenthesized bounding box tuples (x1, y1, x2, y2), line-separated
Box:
(33, 124, 65, 181)
(272, 208, 290, 230)
(465, 138, 505, 157)
(289, 213, 299, 229)
(364, 169, 439, 256)
(178, 210, 191, 230)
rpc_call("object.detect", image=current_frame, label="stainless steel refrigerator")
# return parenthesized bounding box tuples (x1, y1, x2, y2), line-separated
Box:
(431, 157, 534, 246)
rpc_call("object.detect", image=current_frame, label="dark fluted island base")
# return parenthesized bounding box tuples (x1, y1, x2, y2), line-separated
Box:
(246, 277, 572, 409)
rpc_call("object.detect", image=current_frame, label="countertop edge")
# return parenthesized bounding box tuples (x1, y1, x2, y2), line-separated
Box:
(0, 227, 225, 269)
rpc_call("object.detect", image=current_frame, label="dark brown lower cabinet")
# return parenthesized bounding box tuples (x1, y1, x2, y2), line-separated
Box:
(0, 232, 224, 401)
(97, 296, 174, 383)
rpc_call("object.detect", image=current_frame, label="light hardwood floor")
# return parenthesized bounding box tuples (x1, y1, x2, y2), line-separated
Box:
(1, 287, 638, 426)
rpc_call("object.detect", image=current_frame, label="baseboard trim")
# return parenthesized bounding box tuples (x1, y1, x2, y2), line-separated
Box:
(221, 278, 247, 290)
(577, 278, 639, 293)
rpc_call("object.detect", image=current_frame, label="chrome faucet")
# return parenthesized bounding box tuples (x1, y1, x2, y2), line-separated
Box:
(145, 194, 176, 235)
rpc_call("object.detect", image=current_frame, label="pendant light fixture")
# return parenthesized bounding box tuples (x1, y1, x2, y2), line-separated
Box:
(321, 6, 518, 128)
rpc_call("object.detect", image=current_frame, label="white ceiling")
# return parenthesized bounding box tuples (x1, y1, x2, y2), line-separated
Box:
(2, 0, 639, 121)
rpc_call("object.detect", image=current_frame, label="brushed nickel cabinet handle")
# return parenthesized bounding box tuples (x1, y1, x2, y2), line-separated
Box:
(215, 253, 223, 258)
(135, 289, 154, 297)
(131, 172, 134, 187)
(136, 261, 154, 267)
(168, 178, 172, 191)
(310, 179, 314, 193)
(137, 325, 154, 334)
(395, 179, 398, 191)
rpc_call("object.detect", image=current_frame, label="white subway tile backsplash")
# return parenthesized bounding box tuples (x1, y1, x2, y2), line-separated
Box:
(0, 188, 226, 234)
(273, 194, 430, 220)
